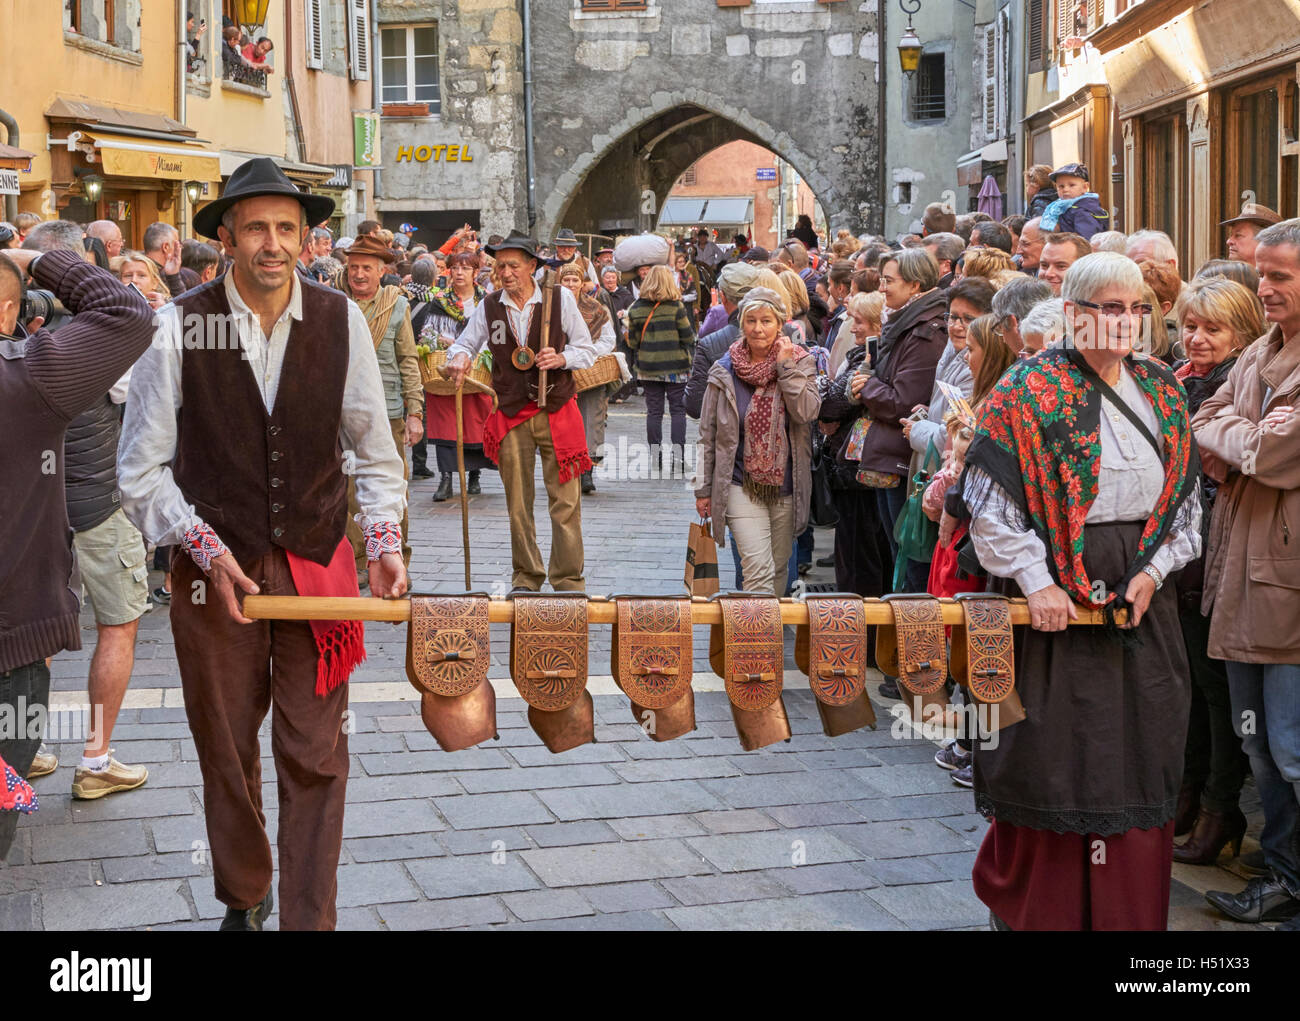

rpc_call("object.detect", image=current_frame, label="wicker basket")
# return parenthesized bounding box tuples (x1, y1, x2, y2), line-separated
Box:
(419, 349, 493, 396)
(573, 354, 621, 393)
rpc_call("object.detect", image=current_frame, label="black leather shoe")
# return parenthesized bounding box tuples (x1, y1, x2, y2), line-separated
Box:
(1205, 873, 1300, 923)
(580, 471, 596, 495)
(816, 555, 835, 568)
(1278, 913, 1300, 931)
(877, 677, 901, 700)
(467, 471, 481, 495)
(219, 887, 273, 931)
(411, 465, 434, 479)
(433, 475, 453, 502)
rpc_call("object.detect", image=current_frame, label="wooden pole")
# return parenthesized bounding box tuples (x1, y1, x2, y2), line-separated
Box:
(536, 274, 553, 410)
(244, 595, 1119, 628)
(455, 384, 471, 590)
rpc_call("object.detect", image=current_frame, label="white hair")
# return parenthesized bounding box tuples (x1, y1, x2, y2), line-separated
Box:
(1125, 229, 1177, 264)
(1020, 298, 1068, 348)
(1061, 251, 1145, 306)
(1090, 231, 1128, 253)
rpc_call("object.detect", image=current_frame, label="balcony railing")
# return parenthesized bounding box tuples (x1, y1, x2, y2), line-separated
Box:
(224, 62, 268, 90)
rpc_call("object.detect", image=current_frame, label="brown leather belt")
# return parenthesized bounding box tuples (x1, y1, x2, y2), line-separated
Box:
(877, 594, 950, 718)
(709, 593, 790, 750)
(794, 593, 877, 736)
(610, 595, 696, 741)
(510, 592, 593, 753)
(951, 593, 1025, 731)
(406, 594, 497, 752)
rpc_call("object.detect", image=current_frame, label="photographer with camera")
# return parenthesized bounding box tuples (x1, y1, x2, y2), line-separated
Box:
(21, 220, 155, 801)
(0, 243, 153, 859)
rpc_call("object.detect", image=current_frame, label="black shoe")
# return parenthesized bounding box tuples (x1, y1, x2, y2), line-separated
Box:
(219, 887, 273, 931)
(877, 677, 901, 700)
(509, 585, 538, 595)
(816, 555, 835, 568)
(797, 562, 812, 576)
(411, 465, 434, 479)
(1239, 849, 1268, 878)
(467, 471, 481, 496)
(1278, 914, 1300, 931)
(433, 475, 453, 502)
(1205, 873, 1300, 923)
(150, 586, 171, 605)
(580, 471, 596, 495)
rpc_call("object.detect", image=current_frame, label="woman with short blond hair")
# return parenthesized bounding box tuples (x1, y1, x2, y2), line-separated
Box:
(111, 252, 171, 309)
(627, 264, 696, 467)
(962, 247, 1017, 282)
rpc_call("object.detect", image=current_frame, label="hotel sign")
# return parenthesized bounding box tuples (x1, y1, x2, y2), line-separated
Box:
(395, 144, 474, 164)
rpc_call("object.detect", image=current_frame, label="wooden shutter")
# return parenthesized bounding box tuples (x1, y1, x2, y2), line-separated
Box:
(1028, 0, 1045, 70)
(304, 0, 324, 70)
(348, 0, 370, 81)
(982, 24, 998, 138)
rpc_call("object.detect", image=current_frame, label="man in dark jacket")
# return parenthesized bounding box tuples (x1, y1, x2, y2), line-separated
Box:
(0, 246, 154, 860)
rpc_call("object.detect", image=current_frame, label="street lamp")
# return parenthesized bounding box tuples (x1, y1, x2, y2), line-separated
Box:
(233, 0, 271, 33)
(81, 173, 104, 203)
(184, 180, 204, 205)
(898, 0, 923, 77)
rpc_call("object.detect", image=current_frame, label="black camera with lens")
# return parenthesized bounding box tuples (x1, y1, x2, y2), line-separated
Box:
(22, 288, 58, 326)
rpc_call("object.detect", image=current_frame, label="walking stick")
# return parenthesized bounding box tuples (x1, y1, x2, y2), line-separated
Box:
(455, 382, 472, 589)
(537, 271, 554, 410)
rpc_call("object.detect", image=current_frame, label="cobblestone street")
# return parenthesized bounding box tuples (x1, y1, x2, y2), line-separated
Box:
(0, 401, 1264, 931)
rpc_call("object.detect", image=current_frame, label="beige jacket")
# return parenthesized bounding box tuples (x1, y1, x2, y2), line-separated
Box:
(694, 351, 822, 546)
(1193, 325, 1300, 663)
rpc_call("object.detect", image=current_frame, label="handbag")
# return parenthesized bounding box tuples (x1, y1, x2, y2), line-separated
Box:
(684, 518, 720, 597)
(809, 432, 839, 527)
(891, 438, 943, 590)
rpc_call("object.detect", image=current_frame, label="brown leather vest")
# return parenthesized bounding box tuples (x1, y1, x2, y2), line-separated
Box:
(172, 275, 351, 566)
(484, 286, 573, 417)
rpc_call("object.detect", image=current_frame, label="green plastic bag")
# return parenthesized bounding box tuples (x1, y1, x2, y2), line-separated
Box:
(892, 438, 942, 592)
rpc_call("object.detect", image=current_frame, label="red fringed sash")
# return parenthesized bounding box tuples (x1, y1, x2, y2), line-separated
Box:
(285, 538, 368, 696)
(482, 397, 593, 484)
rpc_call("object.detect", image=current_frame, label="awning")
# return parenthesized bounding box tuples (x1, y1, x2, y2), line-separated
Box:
(0, 144, 36, 172)
(658, 197, 707, 226)
(702, 198, 754, 226)
(85, 132, 221, 182)
(219, 151, 334, 183)
(957, 139, 1010, 186)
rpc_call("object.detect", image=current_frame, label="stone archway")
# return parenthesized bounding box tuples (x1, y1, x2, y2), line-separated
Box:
(538, 92, 855, 241)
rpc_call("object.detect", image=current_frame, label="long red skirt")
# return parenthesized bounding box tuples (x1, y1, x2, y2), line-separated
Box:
(971, 818, 1175, 930)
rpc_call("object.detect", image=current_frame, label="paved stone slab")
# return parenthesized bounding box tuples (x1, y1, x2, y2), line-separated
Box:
(345, 833, 447, 863)
(406, 855, 541, 899)
(763, 802, 869, 828)
(485, 909, 678, 932)
(341, 798, 446, 838)
(30, 821, 149, 863)
(0, 892, 40, 931)
(521, 838, 713, 887)
(607, 814, 708, 840)
(148, 815, 211, 855)
(843, 764, 954, 797)
(101, 851, 206, 884)
(0, 860, 102, 896)
(136, 761, 204, 789)
(686, 830, 863, 872)
(377, 895, 510, 931)
(336, 906, 387, 931)
(505, 743, 629, 767)
(43, 878, 192, 930)
(923, 851, 978, 881)
(65, 787, 195, 824)
(764, 861, 880, 895)
(577, 881, 676, 914)
(725, 754, 813, 775)
(501, 888, 595, 921)
(826, 820, 976, 860)
(660, 872, 789, 906)
(439, 827, 533, 856)
(457, 763, 620, 794)
(795, 749, 886, 770)
(524, 820, 620, 848)
(666, 891, 905, 931)
(359, 748, 511, 774)
(611, 757, 743, 783)
(537, 780, 725, 821)
(619, 740, 698, 760)
(434, 791, 552, 830)
(345, 773, 465, 802)
(863, 856, 951, 887)
(100, 740, 178, 763)
(336, 862, 422, 907)
(850, 792, 973, 822)
(866, 880, 989, 929)
(698, 771, 880, 810)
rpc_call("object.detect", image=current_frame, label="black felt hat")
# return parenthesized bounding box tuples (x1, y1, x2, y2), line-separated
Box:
(193, 157, 335, 240)
(484, 230, 541, 261)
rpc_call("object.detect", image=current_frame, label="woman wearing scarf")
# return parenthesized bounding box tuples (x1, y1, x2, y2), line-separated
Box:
(420, 251, 493, 502)
(558, 261, 616, 494)
(695, 287, 821, 595)
(963, 252, 1203, 930)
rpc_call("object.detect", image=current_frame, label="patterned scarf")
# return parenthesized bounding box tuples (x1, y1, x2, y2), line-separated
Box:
(966, 347, 1198, 608)
(431, 285, 484, 325)
(728, 337, 807, 503)
(578, 290, 609, 338)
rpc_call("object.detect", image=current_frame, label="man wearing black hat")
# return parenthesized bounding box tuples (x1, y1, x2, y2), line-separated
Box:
(118, 158, 408, 930)
(546, 227, 596, 284)
(445, 232, 596, 591)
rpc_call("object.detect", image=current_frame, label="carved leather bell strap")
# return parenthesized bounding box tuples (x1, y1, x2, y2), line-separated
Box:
(877, 595, 948, 696)
(406, 594, 491, 698)
(709, 595, 784, 712)
(951, 596, 1016, 704)
(509, 594, 589, 711)
(794, 594, 867, 707)
(610, 597, 693, 709)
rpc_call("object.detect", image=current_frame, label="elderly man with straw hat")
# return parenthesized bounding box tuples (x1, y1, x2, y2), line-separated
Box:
(1221, 201, 1282, 266)
(444, 231, 596, 591)
(338, 233, 425, 576)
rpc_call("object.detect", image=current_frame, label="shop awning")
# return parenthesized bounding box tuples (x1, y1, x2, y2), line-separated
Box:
(702, 197, 754, 226)
(658, 197, 707, 226)
(85, 132, 221, 182)
(219, 151, 334, 183)
(0, 144, 36, 172)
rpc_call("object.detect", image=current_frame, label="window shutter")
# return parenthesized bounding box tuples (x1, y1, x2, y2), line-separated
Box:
(304, 0, 324, 70)
(1028, 0, 1044, 68)
(995, 11, 1007, 138)
(349, 0, 371, 81)
(982, 24, 998, 138)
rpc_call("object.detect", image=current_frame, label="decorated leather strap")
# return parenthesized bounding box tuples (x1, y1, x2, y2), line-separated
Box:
(794, 594, 867, 707)
(708, 594, 784, 712)
(877, 594, 948, 697)
(405, 594, 490, 698)
(951, 593, 1026, 730)
(509, 593, 589, 711)
(610, 596, 693, 709)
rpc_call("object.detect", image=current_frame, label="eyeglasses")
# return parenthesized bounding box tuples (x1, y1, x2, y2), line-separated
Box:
(1074, 299, 1154, 317)
(942, 312, 978, 326)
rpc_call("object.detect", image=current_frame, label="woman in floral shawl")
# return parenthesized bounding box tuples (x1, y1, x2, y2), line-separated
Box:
(420, 251, 493, 502)
(962, 252, 1203, 930)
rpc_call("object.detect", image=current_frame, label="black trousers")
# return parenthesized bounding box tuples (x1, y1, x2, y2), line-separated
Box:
(0, 661, 50, 862)
(642, 381, 687, 453)
(1179, 603, 1249, 813)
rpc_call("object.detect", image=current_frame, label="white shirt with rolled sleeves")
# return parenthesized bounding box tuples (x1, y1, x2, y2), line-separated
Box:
(118, 272, 407, 553)
(446, 283, 596, 371)
(965, 364, 1201, 596)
